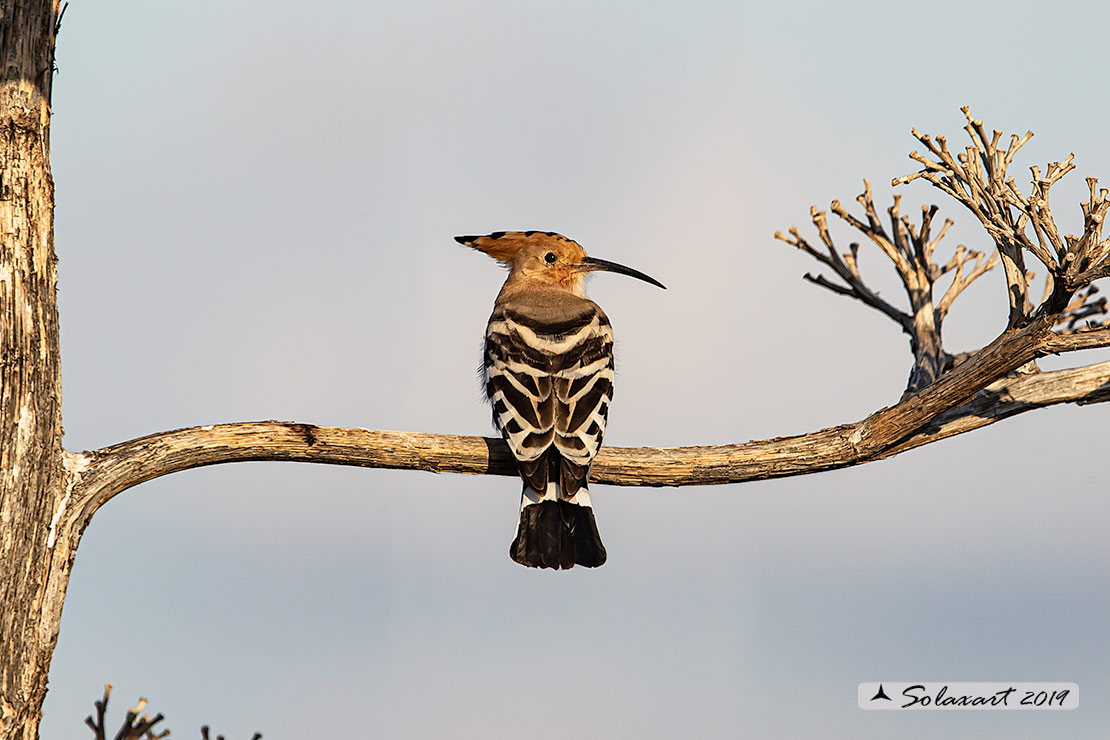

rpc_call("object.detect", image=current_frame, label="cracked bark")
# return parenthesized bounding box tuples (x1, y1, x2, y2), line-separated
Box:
(0, 2, 69, 739)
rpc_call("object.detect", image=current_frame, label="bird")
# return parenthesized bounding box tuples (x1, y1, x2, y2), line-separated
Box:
(457, 230, 664, 569)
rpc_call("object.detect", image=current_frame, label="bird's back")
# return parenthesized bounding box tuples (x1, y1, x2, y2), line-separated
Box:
(484, 287, 614, 499)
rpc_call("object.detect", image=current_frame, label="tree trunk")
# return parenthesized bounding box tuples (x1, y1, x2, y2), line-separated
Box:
(0, 2, 68, 738)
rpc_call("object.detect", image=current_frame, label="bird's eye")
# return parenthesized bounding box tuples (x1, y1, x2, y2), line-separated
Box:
(544, 252, 558, 264)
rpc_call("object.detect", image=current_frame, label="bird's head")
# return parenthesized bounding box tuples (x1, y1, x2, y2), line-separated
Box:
(455, 231, 665, 295)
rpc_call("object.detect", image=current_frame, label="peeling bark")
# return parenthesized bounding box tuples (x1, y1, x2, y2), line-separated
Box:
(0, 2, 69, 738)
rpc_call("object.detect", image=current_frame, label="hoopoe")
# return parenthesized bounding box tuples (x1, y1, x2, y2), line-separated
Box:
(457, 231, 664, 569)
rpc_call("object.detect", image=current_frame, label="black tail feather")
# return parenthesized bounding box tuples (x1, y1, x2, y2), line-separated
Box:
(509, 500, 606, 569)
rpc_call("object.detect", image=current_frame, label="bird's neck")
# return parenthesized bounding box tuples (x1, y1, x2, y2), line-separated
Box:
(499, 271, 587, 301)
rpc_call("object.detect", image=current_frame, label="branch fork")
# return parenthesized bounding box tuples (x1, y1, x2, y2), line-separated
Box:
(781, 107, 1110, 405)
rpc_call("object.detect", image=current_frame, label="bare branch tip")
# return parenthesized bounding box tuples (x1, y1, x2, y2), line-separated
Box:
(779, 230, 806, 251)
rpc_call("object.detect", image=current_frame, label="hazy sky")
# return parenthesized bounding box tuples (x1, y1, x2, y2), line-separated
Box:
(41, 1, 1109, 738)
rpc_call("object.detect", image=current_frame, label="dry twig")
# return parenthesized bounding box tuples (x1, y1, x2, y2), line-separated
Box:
(83, 686, 262, 740)
(84, 685, 168, 740)
(776, 179, 999, 393)
(893, 106, 1110, 324)
(780, 107, 1110, 403)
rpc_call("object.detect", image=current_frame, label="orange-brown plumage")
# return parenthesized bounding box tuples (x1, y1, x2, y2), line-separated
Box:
(456, 231, 590, 295)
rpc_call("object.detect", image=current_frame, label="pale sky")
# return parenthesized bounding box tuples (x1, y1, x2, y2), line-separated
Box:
(41, 1, 1110, 737)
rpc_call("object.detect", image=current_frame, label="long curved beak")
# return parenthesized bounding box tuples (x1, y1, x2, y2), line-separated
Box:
(577, 256, 666, 289)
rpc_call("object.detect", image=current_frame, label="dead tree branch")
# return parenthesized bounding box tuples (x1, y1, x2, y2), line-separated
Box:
(84, 685, 168, 740)
(58, 324, 1110, 539)
(83, 686, 262, 740)
(894, 106, 1110, 324)
(780, 107, 1110, 412)
(1054, 284, 1109, 333)
(777, 180, 999, 393)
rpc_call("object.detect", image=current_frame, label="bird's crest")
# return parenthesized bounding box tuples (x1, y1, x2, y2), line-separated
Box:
(456, 230, 666, 295)
(454, 231, 582, 264)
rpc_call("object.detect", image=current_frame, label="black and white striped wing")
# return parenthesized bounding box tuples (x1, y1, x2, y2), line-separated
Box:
(484, 305, 614, 498)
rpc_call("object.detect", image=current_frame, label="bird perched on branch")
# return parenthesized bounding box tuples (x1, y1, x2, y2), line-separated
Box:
(458, 231, 664, 569)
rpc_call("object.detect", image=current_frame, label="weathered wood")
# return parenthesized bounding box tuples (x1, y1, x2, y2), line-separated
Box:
(0, 2, 68, 739)
(63, 346, 1110, 530)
